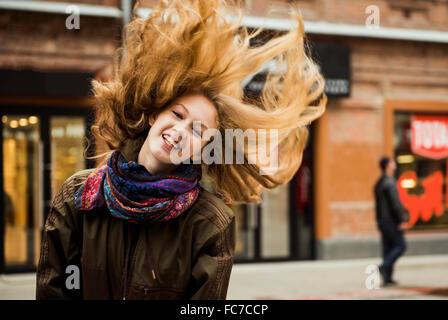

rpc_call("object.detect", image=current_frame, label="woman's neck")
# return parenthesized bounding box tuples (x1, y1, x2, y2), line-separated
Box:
(137, 139, 178, 175)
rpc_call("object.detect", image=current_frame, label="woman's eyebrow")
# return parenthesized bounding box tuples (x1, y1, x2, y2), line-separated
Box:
(177, 103, 209, 130)
(177, 103, 189, 115)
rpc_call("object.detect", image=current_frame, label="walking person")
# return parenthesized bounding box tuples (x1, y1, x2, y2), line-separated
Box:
(374, 157, 409, 286)
(36, 0, 326, 299)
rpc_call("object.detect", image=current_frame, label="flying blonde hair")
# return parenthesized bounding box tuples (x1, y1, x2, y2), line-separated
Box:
(88, 0, 327, 205)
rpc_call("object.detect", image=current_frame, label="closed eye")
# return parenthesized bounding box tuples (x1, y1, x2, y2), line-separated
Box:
(172, 110, 202, 137)
(172, 111, 183, 119)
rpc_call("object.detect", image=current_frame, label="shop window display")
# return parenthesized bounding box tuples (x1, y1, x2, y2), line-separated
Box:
(394, 112, 448, 230)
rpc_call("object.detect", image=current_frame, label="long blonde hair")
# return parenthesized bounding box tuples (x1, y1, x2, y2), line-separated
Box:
(88, 0, 327, 205)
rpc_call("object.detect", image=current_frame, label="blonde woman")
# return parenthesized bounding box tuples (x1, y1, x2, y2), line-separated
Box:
(36, 0, 326, 300)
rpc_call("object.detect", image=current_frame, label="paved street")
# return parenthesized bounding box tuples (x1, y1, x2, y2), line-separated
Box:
(0, 254, 447, 300)
(0, 272, 35, 300)
(227, 254, 448, 300)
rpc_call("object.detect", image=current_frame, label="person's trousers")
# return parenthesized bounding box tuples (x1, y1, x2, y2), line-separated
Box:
(377, 219, 407, 282)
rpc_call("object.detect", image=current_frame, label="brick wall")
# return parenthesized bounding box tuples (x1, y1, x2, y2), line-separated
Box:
(9, 0, 446, 32)
(38, 0, 120, 6)
(244, 0, 448, 31)
(0, 9, 121, 72)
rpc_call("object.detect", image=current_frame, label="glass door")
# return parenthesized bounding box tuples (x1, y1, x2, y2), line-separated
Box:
(234, 203, 259, 260)
(2, 115, 43, 269)
(290, 145, 315, 260)
(50, 116, 88, 199)
(233, 141, 315, 262)
(260, 183, 290, 259)
(1, 108, 93, 272)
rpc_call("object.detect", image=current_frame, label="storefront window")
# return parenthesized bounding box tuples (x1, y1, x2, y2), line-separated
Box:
(2, 114, 88, 270)
(50, 117, 86, 199)
(261, 183, 290, 258)
(394, 112, 448, 230)
(2, 115, 42, 268)
(232, 204, 254, 259)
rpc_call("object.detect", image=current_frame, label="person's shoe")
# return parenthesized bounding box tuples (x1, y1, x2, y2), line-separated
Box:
(383, 279, 399, 287)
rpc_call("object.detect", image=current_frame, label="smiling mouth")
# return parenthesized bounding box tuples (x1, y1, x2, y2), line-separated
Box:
(162, 134, 180, 150)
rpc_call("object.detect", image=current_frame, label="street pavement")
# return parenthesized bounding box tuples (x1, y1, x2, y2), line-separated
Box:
(227, 254, 448, 300)
(0, 254, 447, 300)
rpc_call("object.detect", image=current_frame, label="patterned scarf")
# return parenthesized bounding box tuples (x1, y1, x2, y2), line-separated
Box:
(74, 150, 202, 223)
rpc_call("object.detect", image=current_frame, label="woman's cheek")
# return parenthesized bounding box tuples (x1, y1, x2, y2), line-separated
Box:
(189, 137, 202, 160)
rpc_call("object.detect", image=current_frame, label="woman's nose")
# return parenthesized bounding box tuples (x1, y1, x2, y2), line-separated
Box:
(171, 129, 185, 143)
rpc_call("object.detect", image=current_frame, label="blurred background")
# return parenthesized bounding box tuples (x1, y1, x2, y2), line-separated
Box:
(0, 0, 447, 299)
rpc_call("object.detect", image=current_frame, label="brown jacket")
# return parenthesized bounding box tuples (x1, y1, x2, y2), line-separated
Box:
(36, 137, 236, 300)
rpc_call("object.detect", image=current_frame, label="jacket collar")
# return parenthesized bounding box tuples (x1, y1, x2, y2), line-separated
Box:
(118, 135, 146, 163)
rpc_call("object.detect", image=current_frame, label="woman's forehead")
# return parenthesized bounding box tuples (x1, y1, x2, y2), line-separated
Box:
(170, 94, 219, 127)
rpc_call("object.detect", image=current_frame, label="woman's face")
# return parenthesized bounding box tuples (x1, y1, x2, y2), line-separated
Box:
(138, 93, 218, 175)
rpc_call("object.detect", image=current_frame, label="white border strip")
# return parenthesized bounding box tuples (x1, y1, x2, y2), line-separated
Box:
(0, 0, 122, 18)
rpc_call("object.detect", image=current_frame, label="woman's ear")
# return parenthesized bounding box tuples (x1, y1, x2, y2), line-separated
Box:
(149, 113, 156, 126)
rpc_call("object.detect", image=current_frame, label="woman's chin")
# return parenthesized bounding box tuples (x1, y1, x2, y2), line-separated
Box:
(151, 143, 192, 164)
(152, 149, 181, 165)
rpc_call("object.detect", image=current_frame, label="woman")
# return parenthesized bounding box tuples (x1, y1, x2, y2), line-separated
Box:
(36, 0, 326, 300)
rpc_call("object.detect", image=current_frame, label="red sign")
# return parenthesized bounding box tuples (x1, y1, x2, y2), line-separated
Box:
(397, 170, 444, 227)
(411, 115, 448, 159)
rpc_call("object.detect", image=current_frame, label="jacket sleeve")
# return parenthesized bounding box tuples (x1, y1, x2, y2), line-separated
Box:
(188, 214, 236, 300)
(384, 180, 408, 223)
(36, 175, 84, 300)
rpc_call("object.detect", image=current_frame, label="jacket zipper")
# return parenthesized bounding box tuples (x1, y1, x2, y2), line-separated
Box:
(142, 286, 184, 297)
(144, 227, 157, 281)
(122, 224, 157, 300)
(122, 223, 137, 300)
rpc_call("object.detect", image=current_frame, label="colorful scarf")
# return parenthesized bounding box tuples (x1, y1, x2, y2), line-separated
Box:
(74, 150, 202, 223)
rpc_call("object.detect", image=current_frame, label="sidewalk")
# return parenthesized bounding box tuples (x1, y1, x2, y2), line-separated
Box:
(0, 273, 35, 300)
(0, 254, 447, 300)
(227, 254, 448, 300)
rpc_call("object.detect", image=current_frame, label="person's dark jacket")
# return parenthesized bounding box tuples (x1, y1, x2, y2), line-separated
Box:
(374, 175, 409, 224)
(3, 191, 15, 225)
(36, 137, 236, 300)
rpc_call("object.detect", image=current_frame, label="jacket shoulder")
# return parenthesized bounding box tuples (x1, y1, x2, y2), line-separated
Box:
(376, 176, 395, 189)
(383, 176, 397, 188)
(188, 188, 235, 234)
(52, 168, 96, 211)
(44, 169, 96, 239)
